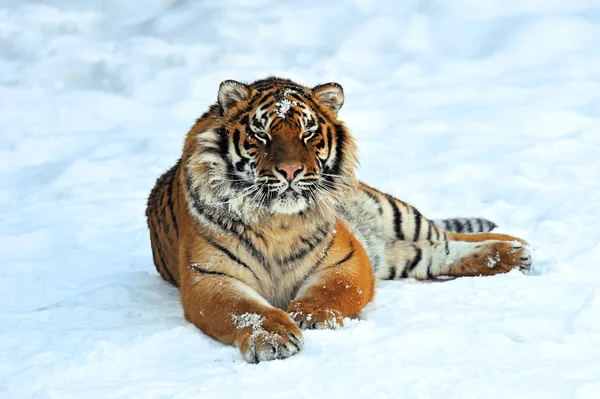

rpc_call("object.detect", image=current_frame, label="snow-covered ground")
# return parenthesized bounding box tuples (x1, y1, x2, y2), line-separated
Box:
(2, 0, 600, 397)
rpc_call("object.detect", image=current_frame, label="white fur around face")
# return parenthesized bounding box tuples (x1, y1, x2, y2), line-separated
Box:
(269, 193, 309, 214)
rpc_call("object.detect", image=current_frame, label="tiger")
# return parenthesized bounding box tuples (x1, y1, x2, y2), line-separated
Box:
(146, 77, 531, 363)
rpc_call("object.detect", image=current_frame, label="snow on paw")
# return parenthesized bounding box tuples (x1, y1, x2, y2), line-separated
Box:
(288, 303, 343, 330)
(451, 240, 532, 277)
(234, 310, 303, 363)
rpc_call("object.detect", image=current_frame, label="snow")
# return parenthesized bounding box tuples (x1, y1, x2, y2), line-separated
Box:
(1, 0, 600, 398)
(232, 313, 265, 331)
(275, 89, 299, 118)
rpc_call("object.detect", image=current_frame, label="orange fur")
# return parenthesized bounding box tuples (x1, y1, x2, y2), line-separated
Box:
(289, 222, 375, 329)
(447, 241, 529, 277)
(447, 232, 528, 245)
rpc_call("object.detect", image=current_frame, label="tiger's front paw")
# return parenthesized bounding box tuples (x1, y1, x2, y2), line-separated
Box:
(288, 302, 343, 330)
(234, 309, 304, 363)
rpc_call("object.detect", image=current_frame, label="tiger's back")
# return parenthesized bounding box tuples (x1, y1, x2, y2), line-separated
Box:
(146, 160, 182, 286)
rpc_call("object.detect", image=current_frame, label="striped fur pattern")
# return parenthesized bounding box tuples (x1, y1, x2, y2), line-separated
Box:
(432, 217, 497, 234)
(146, 77, 531, 363)
(337, 183, 531, 280)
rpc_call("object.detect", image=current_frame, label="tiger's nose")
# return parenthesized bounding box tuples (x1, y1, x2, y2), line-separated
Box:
(276, 163, 304, 182)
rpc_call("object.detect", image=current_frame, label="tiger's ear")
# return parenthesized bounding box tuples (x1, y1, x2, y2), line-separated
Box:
(312, 83, 344, 115)
(218, 80, 251, 113)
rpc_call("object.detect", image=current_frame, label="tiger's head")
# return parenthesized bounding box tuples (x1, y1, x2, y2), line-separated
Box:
(187, 77, 358, 217)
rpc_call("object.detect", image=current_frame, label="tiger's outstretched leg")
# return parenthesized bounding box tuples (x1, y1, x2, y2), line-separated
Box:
(380, 239, 532, 280)
(288, 222, 376, 329)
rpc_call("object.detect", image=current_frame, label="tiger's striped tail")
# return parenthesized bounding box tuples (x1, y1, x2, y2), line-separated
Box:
(432, 218, 497, 234)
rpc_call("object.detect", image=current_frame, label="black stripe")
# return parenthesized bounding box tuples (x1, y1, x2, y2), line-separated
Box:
(413, 208, 422, 241)
(426, 256, 433, 279)
(149, 239, 176, 287)
(465, 219, 473, 233)
(166, 166, 179, 237)
(291, 236, 336, 296)
(287, 108, 302, 118)
(188, 264, 239, 280)
(387, 196, 404, 241)
(280, 226, 331, 265)
(331, 125, 346, 176)
(293, 91, 322, 113)
(400, 260, 410, 278)
(387, 266, 397, 280)
(477, 218, 484, 232)
(362, 188, 383, 215)
(407, 246, 423, 272)
(159, 206, 172, 237)
(333, 248, 355, 268)
(149, 245, 162, 280)
(232, 129, 244, 158)
(444, 219, 451, 231)
(325, 126, 333, 164)
(323, 241, 356, 270)
(151, 224, 177, 286)
(445, 240, 450, 255)
(202, 234, 260, 282)
(453, 219, 463, 233)
(202, 206, 269, 268)
(251, 116, 264, 129)
(233, 129, 251, 174)
(426, 222, 433, 240)
(216, 127, 238, 185)
(259, 100, 275, 111)
(315, 138, 325, 150)
(246, 91, 274, 109)
(287, 92, 308, 105)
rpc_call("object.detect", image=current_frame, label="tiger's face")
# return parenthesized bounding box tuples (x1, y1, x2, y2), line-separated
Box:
(191, 78, 358, 216)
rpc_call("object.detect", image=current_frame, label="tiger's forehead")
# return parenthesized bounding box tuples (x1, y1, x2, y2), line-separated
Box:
(252, 87, 313, 122)
(274, 88, 301, 118)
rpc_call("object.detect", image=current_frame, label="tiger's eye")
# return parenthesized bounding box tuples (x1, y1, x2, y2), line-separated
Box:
(254, 131, 269, 141)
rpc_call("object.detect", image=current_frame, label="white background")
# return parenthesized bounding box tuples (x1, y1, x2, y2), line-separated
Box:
(1, 0, 599, 398)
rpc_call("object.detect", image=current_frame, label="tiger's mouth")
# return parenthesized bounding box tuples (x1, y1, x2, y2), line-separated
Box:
(250, 177, 319, 214)
(232, 170, 334, 214)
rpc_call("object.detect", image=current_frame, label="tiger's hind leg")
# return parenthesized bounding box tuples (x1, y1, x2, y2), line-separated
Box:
(380, 239, 532, 280)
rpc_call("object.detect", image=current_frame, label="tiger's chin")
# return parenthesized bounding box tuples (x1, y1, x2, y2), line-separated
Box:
(269, 192, 309, 215)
